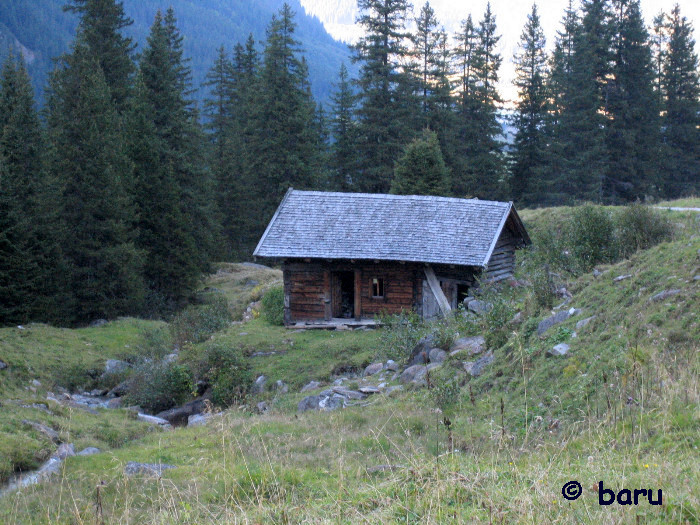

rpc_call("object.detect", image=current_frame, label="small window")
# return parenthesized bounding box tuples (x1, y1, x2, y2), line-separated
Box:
(371, 278, 384, 298)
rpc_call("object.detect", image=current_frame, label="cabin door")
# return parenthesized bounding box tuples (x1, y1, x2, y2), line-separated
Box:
(331, 271, 355, 319)
(422, 280, 440, 320)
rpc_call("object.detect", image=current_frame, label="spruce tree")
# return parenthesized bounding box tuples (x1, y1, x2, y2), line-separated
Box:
(47, 41, 144, 322)
(511, 3, 549, 205)
(329, 63, 357, 191)
(390, 130, 450, 196)
(63, 0, 135, 110)
(606, 0, 660, 201)
(661, 5, 700, 197)
(353, 0, 417, 192)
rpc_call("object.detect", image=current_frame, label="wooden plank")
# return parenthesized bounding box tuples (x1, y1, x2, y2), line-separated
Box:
(354, 269, 362, 321)
(323, 270, 331, 321)
(424, 265, 451, 317)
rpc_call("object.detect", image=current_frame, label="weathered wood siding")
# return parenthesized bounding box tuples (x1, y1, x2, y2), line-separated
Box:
(485, 222, 519, 282)
(284, 262, 326, 321)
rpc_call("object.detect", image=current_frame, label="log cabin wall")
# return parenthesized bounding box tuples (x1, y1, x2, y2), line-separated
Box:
(283, 259, 480, 324)
(485, 222, 519, 282)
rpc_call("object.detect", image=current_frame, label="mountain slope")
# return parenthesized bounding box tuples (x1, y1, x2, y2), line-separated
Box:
(0, 0, 354, 105)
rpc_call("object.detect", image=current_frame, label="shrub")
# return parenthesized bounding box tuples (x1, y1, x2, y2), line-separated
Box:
(126, 361, 193, 414)
(433, 318, 459, 350)
(376, 310, 428, 362)
(171, 294, 231, 347)
(133, 325, 174, 361)
(531, 266, 556, 310)
(261, 285, 285, 326)
(478, 285, 516, 350)
(567, 204, 616, 271)
(196, 342, 253, 407)
(614, 204, 674, 258)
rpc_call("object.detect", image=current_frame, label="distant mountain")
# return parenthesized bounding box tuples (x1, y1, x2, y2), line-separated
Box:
(0, 0, 355, 106)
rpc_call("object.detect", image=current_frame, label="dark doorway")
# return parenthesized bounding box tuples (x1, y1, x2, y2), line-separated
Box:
(457, 283, 470, 305)
(332, 271, 355, 318)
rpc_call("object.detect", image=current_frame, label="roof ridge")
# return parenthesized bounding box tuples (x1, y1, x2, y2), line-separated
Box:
(289, 189, 511, 207)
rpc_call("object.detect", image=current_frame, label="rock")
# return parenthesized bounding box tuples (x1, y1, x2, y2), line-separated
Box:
(333, 378, 346, 386)
(319, 394, 345, 411)
(331, 387, 366, 400)
(592, 268, 602, 277)
(31, 379, 41, 387)
(428, 348, 447, 364)
(568, 307, 581, 316)
(462, 296, 475, 307)
(408, 334, 435, 365)
(104, 359, 130, 376)
(137, 413, 172, 428)
(107, 380, 130, 398)
(89, 319, 108, 327)
(449, 336, 486, 356)
(384, 385, 404, 396)
(400, 364, 427, 384)
(510, 312, 523, 325)
(106, 397, 123, 409)
(22, 420, 60, 443)
(693, 275, 700, 281)
(163, 353, 178, 364)
(576, 315, 597, 330)
(187, 413, 212, 427)
(613, 274, 632, 282)
(649, 289, 681, 302)
(77, 447, 101, 456)
(156, 398, 208, 426)
(0, 359, 7, 370)
(251, 375, 267, 394)
(335, 324, 350, 331)
(275, 380, 289, 394)
(124, 462, 176, 477)
(427, 362, 442, 371)
(548, 343, 570, 356)
(463, 351, 494, 377)
(536, 310, 572, 336)
(54, 443, 75, 460)
(468, 299, 493, 315)
(385, 359, 399, 372)
(256, 401, 269, 414)
(298, 395, 321, 412)
(364, 362, 384, 376)
(300, 380, 321, 392)
(358, 386, 380, 394)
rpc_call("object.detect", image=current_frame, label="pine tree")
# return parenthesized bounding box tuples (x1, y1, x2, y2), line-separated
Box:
(329, 63, 357, 191)
(511, 3, 549, 205)
(605, 0, 660, 201)
(390, 130, 450, 196)
(136, 9, 218, 306)
(0, 55, 63, 324)
(63, 0, 135, 110)
(246, 4, 320, 243)
(353, 0, 417, 192)
(47, 41, 144, 322)
(452, 4, 505, 199)
(661, 4, 700, 197)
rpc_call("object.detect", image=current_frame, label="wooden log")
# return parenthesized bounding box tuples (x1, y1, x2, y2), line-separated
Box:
(424, 265, 451, 316)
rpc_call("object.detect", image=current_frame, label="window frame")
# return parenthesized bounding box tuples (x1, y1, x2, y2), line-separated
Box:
(370, 277, 385, 299)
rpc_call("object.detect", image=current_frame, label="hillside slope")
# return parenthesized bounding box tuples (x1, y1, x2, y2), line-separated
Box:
(0, 0, 353, 105)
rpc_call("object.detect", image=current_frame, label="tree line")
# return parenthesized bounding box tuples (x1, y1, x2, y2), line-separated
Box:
(1, 0, 698, 326)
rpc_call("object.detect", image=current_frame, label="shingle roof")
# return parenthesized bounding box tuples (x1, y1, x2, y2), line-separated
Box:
(254, 189, 529, 267)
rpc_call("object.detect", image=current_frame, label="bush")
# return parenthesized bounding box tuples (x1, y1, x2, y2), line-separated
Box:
(614, 204, 674, 258)
(133, 325, 174, 361)
(126, 361, 193, 414)
(196, 342, 253, 407)
(261, 285, 285, 326)
(376, 310, 428, 362)
(478, 285, 516, 350)
(567, 204, 616, 271)
(171, 294, 231, 347)
(531, 266, 556, 310)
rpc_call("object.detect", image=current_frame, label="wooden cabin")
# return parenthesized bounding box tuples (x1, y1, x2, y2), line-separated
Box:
(253, 189, 531, 327)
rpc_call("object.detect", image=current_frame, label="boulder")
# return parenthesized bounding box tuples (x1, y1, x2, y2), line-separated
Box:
(77, 447, 101, 456)
(384, 385, 404, 396)
(275, 380, 289, 394)
(22, 420, 60, 443)
(468, 299, 493, 315)
(364, 362, 384, 376)
(426, 362, 442, 371)
(576, 315, 597, 330)
(537, 310, 573, 336)
(251, 375, 267, 394)
(54, 443, 75, 460)
(319, 394, 345, 411)
(0, 359, 7, 370)
(649, 289, 681, 302)
(613, 274, 632, 282)
(548, 343, 570, 356)
(104, 359, 130, 376)
(107, 380, 130, 398)
(331, 386, 366, 400)
(463, 351, 494, 377)
(428, 348, 447, 364)
(124, 462, 176, 477)
(137, 413, 172, 428)
(408, 334, 435, 365)
(400, 365, 427, 384)
(298, 395, 321, 412)
(156, 398, 207, 426)
(256, 401, 269, 414)
(385, 360, 399, 372)
(187, 413, 213, 427)
(358, 386, 380, 394)
(106, 397, 123, 409)
(300, 380, 321, 392)
(449, 336, 485, 356)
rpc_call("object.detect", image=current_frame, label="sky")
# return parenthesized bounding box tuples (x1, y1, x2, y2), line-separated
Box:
(299, 0, 700, 104)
